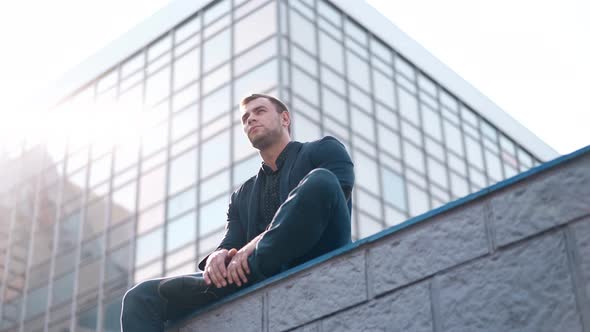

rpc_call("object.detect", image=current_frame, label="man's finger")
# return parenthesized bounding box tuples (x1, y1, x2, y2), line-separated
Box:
(203, 271, 211, 285)
(236, 264, 248, 285)
(229, 265, 241, 287)
(241, 256, 250, 274)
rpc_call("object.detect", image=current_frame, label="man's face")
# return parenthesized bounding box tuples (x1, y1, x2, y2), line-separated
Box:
(241, 97, 287, 150)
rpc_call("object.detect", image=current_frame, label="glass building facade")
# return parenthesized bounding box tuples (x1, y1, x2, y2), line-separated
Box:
(0, 0, 555, 331)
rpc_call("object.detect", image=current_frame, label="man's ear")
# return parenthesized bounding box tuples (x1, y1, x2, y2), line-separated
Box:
(281, 111, 291, 128)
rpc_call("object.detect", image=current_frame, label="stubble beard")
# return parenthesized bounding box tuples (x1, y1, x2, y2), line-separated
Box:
(250, 126, 282, 151)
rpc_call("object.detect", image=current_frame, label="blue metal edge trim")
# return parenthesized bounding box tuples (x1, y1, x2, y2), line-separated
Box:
(168, 144, 590, 329)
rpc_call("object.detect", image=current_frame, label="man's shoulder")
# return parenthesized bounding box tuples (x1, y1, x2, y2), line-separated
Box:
(232, 174, 257, 198)
(302, 135, 343, 149)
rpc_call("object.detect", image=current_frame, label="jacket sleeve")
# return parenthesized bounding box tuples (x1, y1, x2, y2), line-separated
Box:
(310, 136, 355, 201)
(197, 190, 247, 271)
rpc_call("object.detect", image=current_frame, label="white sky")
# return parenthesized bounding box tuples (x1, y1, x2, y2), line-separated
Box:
(0, 0, 588, 155)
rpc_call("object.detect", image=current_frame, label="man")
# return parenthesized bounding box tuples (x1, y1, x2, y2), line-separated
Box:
(121, 94, 354, 331)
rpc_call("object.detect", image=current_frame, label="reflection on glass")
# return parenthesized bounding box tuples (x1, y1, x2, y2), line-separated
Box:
(167, 211, 196, 252)
(111, 182, 136, 224)
(233, 59, 278, 101)
(234, 2, 276, 54)
(135, 227, 163, 266)
(138, 204, 164, 234)
(234, 37, 276, 76)
(199, 196, 228, 236)
(200, 132, 230, 178)
(203, 28, 230, 72)
(233, 154, 260, 187)
(354, 151, 379, 194)
(77, 305, 98, 331)
(25, 286, 48, 319)
(52, 271, 75, 305)
(167, 187, 196, 220)
(172, 106, 198, 141)
(382, 167, 406, 211)
(84, 198, 107, 240)
(202, 85, 231, 124)
(145, 67, 170, 106)
(200, 170, 229, 203)
(294, 114, 321, 143)
(292, 67, 319, 105)
(174, 47, 200, 90)
(139, 166, 166, 211)
(290, 9, 316, 54)
(202, 64, 230, 95)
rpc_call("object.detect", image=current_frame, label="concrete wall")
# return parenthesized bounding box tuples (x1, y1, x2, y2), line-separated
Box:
(172, 146, 590, 332)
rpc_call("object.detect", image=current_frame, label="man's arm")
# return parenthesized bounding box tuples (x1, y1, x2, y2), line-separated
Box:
(202, 191, 247, 288)
(310, 136, 355, 200)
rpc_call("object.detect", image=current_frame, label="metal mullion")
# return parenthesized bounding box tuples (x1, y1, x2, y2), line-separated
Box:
(434, 88, 453, 201)
(161, 31, 175, 277)
(44, 144, 70, 331)
(96, 62, 123, 332)
(456, 103, 473, 193)
(366, 36, 386, 229)
(312, 0, 325, 136)
(390, 51, 410, 220)
(0, 180, 21, 328)
(412, 71, 433, 211)
(18, 155, 46, 331)
(129, 47, 149, 287)
(69, 85, 97, 332)
(339, 11, 358, 239)
(229, 0, 237, 197)
(195, 12, 205, 263)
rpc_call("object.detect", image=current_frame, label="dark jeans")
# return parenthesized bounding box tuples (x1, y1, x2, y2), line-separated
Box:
(121, 168, 351, 331)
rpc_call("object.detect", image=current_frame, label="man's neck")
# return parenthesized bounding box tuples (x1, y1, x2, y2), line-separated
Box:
(259, 136, 291, 171)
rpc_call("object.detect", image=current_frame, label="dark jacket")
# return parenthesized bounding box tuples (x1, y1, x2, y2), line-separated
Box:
(198, 136, 354, 270)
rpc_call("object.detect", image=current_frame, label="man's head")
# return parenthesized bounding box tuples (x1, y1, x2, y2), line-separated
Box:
(240, 94, 291, 150)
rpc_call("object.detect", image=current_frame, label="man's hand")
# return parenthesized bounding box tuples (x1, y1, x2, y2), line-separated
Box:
(203, 249, 234, 288)
(226, 234, 262, 287)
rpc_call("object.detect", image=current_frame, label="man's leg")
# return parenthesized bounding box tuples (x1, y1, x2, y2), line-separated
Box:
(248, 168, 351, 279)
(121, 272, 218, 331)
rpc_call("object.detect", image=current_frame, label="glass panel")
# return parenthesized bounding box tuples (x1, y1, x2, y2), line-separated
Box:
(351, 107, 374, 141)
(382, 168, 406, 211)
(427, 157, 448, 188)
(345, 19, 366, 45)
(292, 67, 319, 106)
(378, 124, 400, 158)
(173, 82, 199, 114)
(139, 165, 166, 210)
(135, 227, 163, 266)
(398, 87, 419, 125)
(322, 87, 347, 125)
(25, 286, 48, 319)
(404, 140, 425, 173)
(202, 85, 231, 124)
(290, 9, 316, 54)
(84, 198, 107, 240)
(174, 47, 200, 90)
(142, 121, 168, 157)
(77, 259, 101, 295)
(294, 114, 321, 143)
(421, 105, 442, 140)
(485, 149, 503, 181)
(167, 211, 196, 252)
(201, 131, 230, 178)
(373, 69, 395, 107)
(347, 50, 370, 91)
(77, 305, 98, 331)
(407, 184, 429, 216)
(202, 63, 230, 95)
(234, 2, 276, 54)
(233, 154, 261, 187)
(235, 37, 276, 76)
(145, 67, 170, 106)
(200, 170, 230, 203)
(204, 0, 230, 24)
(58, 211, 81, 252)
(138, 203, 164, 234)
(52, 271, 75, 305)
(450, 172, 469, 198)
(354, 151, 378, 194)
(319, 31, 343, 73)
(167, 187, 195, 220)
(203, 28, 231, 72)
(443, 120, 463, 156)
(105, 244, 130, 286)
(103, 297, 123, 332)
(233, 59, 278, 102)
(169, 148, 197, 195)
(465, 136, 484, 169)
(318, 0, 341, 26)
(166, 244, 196, 270)
(199, 196, 228, 236)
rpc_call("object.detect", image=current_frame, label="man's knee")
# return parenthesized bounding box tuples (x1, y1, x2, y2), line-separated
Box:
(302, 168, 340, 190)
(122, 279, 160, 310)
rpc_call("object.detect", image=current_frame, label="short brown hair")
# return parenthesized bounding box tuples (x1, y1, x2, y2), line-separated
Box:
(240, 93, 291, 133)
